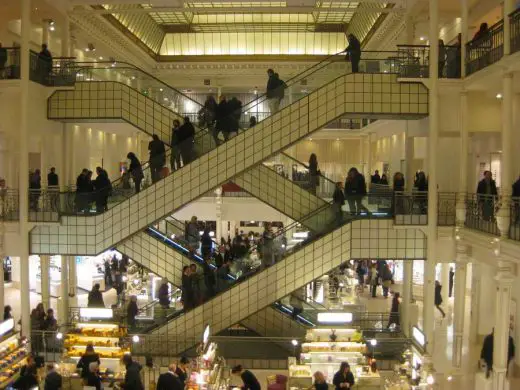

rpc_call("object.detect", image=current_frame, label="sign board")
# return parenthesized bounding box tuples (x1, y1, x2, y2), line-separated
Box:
(79, 308, 113, 319)
(317, 312, 353, 324)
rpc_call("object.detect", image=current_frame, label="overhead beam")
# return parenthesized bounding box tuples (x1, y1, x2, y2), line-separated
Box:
(71, 5, 406, 15)
(71, 0, 399, 5)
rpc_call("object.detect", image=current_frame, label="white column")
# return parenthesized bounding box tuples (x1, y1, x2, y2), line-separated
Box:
(452, 247, 468, 369)
(215, 188, 223, 247)
(68, 256, 78, 308)
(61, 14, 70, 57)
(424, 0, 439, 354)
(0, 222, 4, 312)
(469, 262, 481, 343)
(456, 91, 468, 225)
(19, 0, 31, 339)
(492, 260, 514, 390)
(405, 124, 414, 191)
(60, 256, 69, 324)
(504, 0, 513, 55)
(401, 260, 413, 336)
(40, 138, 46, 185)
(40, 255, 50, 310)
(460, 0, 468, 78)
(42, 21, 49, 47)
(496, 73, 513, 237)
(441, 263, 450, 305)
(365, 134, 372, 179)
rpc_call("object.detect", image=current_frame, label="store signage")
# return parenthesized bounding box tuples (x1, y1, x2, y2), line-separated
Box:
(0, 318, 14, 337)
(317, 312, 353, 324)
(412, 326, 425, 347)
(79, 308, 113, 319)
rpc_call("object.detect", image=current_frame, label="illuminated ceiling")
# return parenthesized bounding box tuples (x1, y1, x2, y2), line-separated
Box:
(94, 1, 393, 57)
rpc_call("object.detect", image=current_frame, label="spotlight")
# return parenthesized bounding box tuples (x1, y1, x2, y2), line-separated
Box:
(370, 339, 377, 346)
(132, 335, 140, 343)
(47, 20, 55, 31)
(426, 375, 434, 385)
(496, 93, 502, 99)
(99, 56, 104, 60)
(291, 339, 298, 346)
(56, 332, 63, 340)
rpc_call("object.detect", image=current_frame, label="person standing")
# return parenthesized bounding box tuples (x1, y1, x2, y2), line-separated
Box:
(47, 167, 59, 211)
(186, 216, 200, 254)
(127, 153, 143, 193)
(216, 258, 231, 293)
(370, 264, 378, 298)
(344, 167, 367, 215)
(175, 357, 190, 388)
(76, 344, 101, 380)
(202, 256, 216, 299)
(393, 172, 405, 214)
(381, 264, 393, 298)
(0, 43, 7, 79)
(266, 69, 284, 114)
(333, 362, 355, 390)
(449, 267, 455, 298)
(121, 354, 144, 390)
(477, 170, 498, 221)
(438, 40, 446, 77)
(201, 227, 213, 259)
(182, 266, 194, 310)
(38, 43, 52, 84)
(308, 153, 319, 195)
(177, 116, 196, 166)
(231, 365, 261, 390)
(44, 363, 63, 390)
(262, 223, 275, 267)
(434, 280, 446, 318)
(87, 284, 105, 308)
(127, 295, 139, 330)
(158, 279, 170, 309)
(387, 292, 400, 329)
(157, 363, 183, 390)
(170, 119, 182, 171)
(93, 167, 110, 213)
(215, 95, 229, 145)
(312, 371, 329, 390)
(333, 182, 345, 225)
(148, 134, 166, 183)
(345, 34, 361, 73)
(371, 170, 381, 184)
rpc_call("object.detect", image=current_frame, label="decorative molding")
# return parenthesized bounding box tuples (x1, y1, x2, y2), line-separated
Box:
(69, 8, 156, 71)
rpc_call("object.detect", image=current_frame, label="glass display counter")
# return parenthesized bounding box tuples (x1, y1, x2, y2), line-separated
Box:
(0, 319, 28, 388)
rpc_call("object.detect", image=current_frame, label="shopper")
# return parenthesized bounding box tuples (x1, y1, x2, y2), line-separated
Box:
(87, 283, 105, 308)
(472, 22, 489, 42)
(75, 169, 90, 212)
(393, 172, 405, 214)
(121, 354, 144, 390)
(215, 95, 229, 145)
(38, 43, 52, 83)
(12, 362, 39, 389)
(0, 43, 7, 79)
(371, 170, 381, 184)
(127, 295, 139, 329)
(178, 116, 196, 165)
(477, 170, 498, 221)
(158, 278, 170, 309)
(47, 167, 59, 211)
(201, 227, 213, 259)
(44, 363, 63, 390)
(355, 261, 366, 289)
(43, 308, 57, 352)
(227, 97, 242, 139)
(4, 305, 12, 320)
(182, 266, 194, 310)
(266, 69, 285, 114)
(29, 169, 41, 211)
(434, 280, 446, 318)
(76, 344, 101, 380)
(30, 303, 45, 352)
(149, 134, 166, 183)
(186, 216, 200, 254)
(231, 365, 261, 390)
(370, 265, 378, 298)
(387, 292, 400, 329)
(93, 167, 111, 213)
(381, 264, 393, 298)
(290, 287, 304, 319)
(176, 357, 190, 388)
(262, 223, 275, 267)
(216, 258, 231, 293)
(344, 167, 367, 215)
(200, 95, 217, 132)
(308, 153, 319, 195)
(249, 116, 257, 128)
(86, 362, 102, 390)
(345, 34, 361, 73)
(333, 362, 355, 390)
(333, 182, 345, 225)
(203, 256, 216, 299)
(157, 363, 183, 390)
(312, 371, 329, 390)
(380, 174, 389, 185)
(415, 171, 428, 214)
(127, 152, 143, 193)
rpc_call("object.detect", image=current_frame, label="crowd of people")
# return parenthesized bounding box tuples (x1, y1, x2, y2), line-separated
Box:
(74, 166, 112, 213)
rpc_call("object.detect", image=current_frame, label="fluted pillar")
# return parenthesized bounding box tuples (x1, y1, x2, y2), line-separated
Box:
(452, 244, 468, 370)
(40, 255, 51, 310)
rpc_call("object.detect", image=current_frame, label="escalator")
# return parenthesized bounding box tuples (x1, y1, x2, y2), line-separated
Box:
(31, 54, 428, 256)
(131, 195, 425, 355)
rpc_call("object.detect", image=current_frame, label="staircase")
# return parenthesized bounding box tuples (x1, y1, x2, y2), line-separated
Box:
(31, 72, 428, 255)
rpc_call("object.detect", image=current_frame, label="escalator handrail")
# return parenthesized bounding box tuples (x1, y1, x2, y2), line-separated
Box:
(276, 152, 338, 190)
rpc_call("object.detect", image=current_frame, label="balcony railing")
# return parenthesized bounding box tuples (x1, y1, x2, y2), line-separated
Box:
(466, 20, 504, 76)
(396, 45, 462, 79)
(0, 47, 20, 80)
(511, 8, 520, 54)
(29, 50, 77, 87)
(509, 197, 520, 241)
(464, 193, 500, 236)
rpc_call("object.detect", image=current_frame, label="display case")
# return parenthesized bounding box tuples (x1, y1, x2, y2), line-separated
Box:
(288, 361, 313, 389)
(63, 308, 128, 379)
(0, 319, 29, 388)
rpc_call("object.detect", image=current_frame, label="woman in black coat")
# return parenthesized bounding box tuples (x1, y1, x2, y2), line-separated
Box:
(333, 362, 355, 390)
(127, 152, 143, 193)
(434, 280, 446, 318)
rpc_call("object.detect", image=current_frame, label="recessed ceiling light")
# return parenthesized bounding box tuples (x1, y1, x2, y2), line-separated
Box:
(496, 93, 502, 99)
(336, 138, 339, 141)
(99, 56, 103, 60)
(159, 88, 163, 91)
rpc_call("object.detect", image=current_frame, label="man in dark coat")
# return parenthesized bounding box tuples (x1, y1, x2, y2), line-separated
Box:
(148, 134, 166, 183)
(157, 364, 183, 390)
(93, 166, 111, 212)
(345, 34, 361, 73)
(177, 116, 196, 165)
(87, 283, 105, 307)
(476, 170, 498, 221)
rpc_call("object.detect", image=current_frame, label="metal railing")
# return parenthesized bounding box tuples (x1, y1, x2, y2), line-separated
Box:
(466, 20, 504, 76)
(29, 50, 77, 86)
(464, 193, 500, 236)
(511, 8, 520, 54)
(0, 189, 19, 221)
(393, 191, 457, 226)
(509, 196, 520, 241)
(0, 47, 20, 80)
(397, 44, 462, 79)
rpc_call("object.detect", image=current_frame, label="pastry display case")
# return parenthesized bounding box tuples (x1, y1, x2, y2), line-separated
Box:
(0, 319, 28, 388)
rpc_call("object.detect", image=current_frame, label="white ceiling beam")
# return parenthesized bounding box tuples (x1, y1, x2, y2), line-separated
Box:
(70, 0, 398, 4)
(71, 6, 406, 15)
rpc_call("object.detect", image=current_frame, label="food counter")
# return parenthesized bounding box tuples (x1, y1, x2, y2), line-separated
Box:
(0, 319, 28, 389)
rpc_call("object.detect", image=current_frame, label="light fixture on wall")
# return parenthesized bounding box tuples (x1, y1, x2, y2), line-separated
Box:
(48, 20, 55, 31)
(496, 93, 502, 99)
(419, 36, 426, 41)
